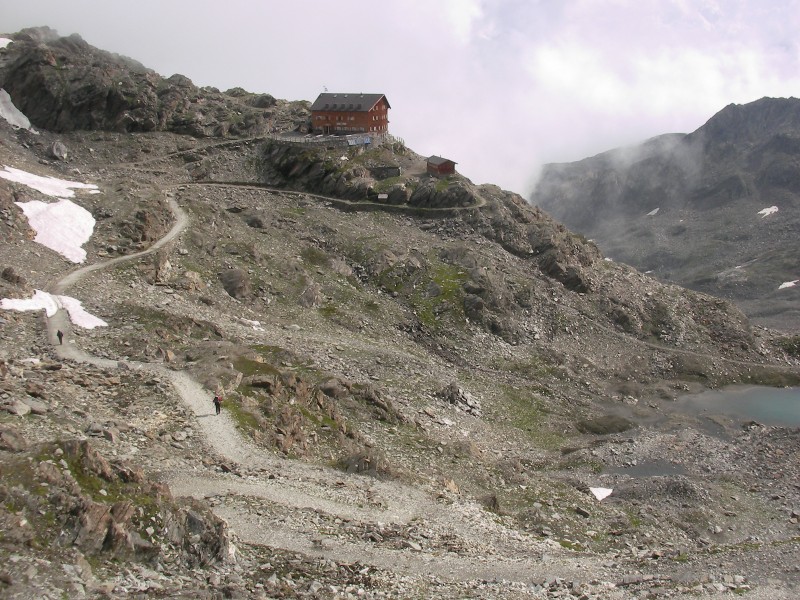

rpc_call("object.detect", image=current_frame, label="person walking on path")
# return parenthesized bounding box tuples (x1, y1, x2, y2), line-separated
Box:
(56, 330, 63, 345)
(213, 394, 222, 415)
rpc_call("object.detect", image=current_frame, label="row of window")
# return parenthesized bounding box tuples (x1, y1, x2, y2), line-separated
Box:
(314, 114, 388, 122)
(315, 115, 355, 121)
(326, 125, 387, 132)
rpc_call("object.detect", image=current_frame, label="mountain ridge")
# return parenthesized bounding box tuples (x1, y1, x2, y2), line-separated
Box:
(532, 96, 800, 332)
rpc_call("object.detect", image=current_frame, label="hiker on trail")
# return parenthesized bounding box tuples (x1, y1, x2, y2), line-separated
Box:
(213, 394, 222, 415)
(56, 330, 63, 345)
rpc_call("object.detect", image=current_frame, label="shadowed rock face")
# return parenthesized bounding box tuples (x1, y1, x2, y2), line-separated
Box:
(532, 97, 800, 331)
(0, 27, 304, 137)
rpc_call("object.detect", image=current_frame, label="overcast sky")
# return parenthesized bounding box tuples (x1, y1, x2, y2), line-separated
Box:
(3, 0, 800, 195)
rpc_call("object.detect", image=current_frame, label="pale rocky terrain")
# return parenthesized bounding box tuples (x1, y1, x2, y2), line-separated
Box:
(0, 27, 799, 600)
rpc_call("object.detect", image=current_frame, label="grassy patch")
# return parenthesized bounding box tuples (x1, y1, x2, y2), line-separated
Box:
(499, 385, 566, 449)
(372, 176, 403, 193)
(558, 539, 584, 551)
(233, 355, 282, 378)
(407, 262, 469, 331)
(4, 445, 164, 550)
(301, 245, 331, 268)
(224, 398, 262, 432)
(737, 366, 800, 387)
(318, 304, 338, 318)
(123, 304, 221, 343)
(490, 353, 564, 382)
(776, 335, 800, 357)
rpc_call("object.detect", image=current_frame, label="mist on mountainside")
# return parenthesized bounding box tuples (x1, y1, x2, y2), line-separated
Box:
(532, 97, 800, 332)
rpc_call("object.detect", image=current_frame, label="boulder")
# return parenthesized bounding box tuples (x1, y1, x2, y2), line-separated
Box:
(299, 282, 322, 308)
(0, 426, 28, 451)
(21, 397, 48, 415)
(219, 269, 251, 299)
(319, 378, 350, 399)
(49, 140, 69, 160)
(2, 400, 31, 416)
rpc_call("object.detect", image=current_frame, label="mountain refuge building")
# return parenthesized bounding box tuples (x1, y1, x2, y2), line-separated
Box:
(310, 93, 390, 135)
(427, 155, 457, 177)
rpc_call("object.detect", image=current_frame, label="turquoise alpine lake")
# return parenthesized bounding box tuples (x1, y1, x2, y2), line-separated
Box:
(677, 385, 800, 427)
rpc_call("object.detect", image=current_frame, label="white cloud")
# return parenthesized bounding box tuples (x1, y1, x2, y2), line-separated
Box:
(1, 1, 799, 194)
(442, 0, 484, 44)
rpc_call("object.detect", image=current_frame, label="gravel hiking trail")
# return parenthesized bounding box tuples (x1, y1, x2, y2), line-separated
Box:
(43, 187, 602, 587)
(39, 181, 800, 599)
(39, 185, 680, 583)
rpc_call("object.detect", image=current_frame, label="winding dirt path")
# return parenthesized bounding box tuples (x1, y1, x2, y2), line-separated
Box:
(42, 186, 601, 588)
(37, 175, 800, 598)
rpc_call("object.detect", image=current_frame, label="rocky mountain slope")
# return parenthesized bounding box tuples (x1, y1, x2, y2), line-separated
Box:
(1, 27, 799, 599)
(531, 97, 800, 332)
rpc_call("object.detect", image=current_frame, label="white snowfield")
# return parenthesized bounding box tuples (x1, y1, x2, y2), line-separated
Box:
(0, 163, 103, 326)
(1, 290, 107, 329)
(1, 165, 99, 263)
(14, 199, 96, 263)
(757, 206, 778, 217)
(0, 38, 11, 49)
(0, 89, 37, 132)
(590, 487, 613, 501)
(0, 165, 98, 198)
(778, 280, 798, 290)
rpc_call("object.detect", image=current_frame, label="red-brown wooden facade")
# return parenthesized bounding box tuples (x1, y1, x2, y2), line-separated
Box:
(310, 93, 390, 135)
(427, 155, 457, 177)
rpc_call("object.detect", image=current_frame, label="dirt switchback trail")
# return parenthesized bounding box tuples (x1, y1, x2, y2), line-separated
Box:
(34, 168, 799, 597)
(43, 183, 602, 589)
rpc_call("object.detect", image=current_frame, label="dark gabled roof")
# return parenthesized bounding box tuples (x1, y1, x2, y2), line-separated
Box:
(310, 93, 390, 112)
(427, 155, 457, 166)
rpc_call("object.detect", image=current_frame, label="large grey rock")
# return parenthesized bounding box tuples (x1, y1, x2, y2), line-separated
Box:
(49, 140, 69, 160)
(3, 400, 31, 416)
(219, 268, 251, 299)
(21, 397, 49, 414)
(0, 27, 281, 137)
(0, 425, 28, 451)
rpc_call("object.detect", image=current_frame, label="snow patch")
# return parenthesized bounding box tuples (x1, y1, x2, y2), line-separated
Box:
(0, 165, 98, 198)
(590, 487, 613, 501)
(238, 317, 265, 331)
(778, 280, 798, 290)
(646, 207, 659, 216)
(15, 199, 96, 263)
(0, 89, 37, 133)
(757, 206, 778, 217)
(0, 38, 12, 49)
(1, 290, 107, 329)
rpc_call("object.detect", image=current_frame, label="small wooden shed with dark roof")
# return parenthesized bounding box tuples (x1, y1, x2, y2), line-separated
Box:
(310, 93, 390, 135)
(427, 155, 457, 177)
